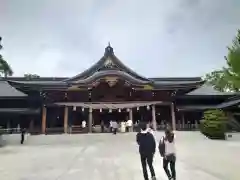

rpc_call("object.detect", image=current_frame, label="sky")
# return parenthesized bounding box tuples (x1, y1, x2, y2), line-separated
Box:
(0, 0, 240, 78)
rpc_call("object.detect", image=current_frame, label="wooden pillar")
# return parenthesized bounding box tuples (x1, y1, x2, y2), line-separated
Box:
(64, 106, 69, 133)
(41, 106, 47, 134)
(171, 103, 176, 131)
(29, 119, 34, 133)
(129, 108, 133, 120)
(151, 105, 157, 130)
(182, 112, 185, 130)
(88, 108, 93, 133)
(195, 119, 199, 130)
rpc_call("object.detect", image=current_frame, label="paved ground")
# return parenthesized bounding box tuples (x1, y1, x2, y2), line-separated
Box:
(0, 132, 240, 180)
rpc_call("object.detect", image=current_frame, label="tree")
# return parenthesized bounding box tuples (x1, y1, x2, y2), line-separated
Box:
(205, 30, 240, 92)
(24, 73, 40, 80)
(200, 109, 227, 140)
(204, 70, 232, 92)
(0, 37, 13, 78)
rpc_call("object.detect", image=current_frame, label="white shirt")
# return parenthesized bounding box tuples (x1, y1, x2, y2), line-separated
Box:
(109, 121, 113, 127)
(112, 121, 118, 129)
(165, 140, 176, 155)
(161, 135, 176, 155)
(126, 119, 132, 127)
(82, 121, 86, 128)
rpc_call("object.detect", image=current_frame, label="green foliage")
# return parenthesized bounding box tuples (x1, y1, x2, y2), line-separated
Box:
(205, 29, 240, 92)
(0, 37, 13, 78)
(204, 70, 232, 92)
(0, 55, 13, 77)
(200, 109, 227, 140)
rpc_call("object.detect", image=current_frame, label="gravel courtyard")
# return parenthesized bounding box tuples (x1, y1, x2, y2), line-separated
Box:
(0, 131, 239, 180)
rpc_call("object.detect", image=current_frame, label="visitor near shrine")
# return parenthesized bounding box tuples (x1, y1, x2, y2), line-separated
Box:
(159, 128, 176, 180)
(20, 128, 26, 144)
(101, 120, 105, 133)
(82, 120, 86, 128)
(136, 122, 156, 180)
(120, 121, 126, 132)
(126, 119, 132, 132)
(109, 120, 113, 132)
(112, 120, 118, 134)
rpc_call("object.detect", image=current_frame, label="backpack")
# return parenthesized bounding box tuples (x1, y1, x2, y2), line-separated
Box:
(158, 136, 165, 157)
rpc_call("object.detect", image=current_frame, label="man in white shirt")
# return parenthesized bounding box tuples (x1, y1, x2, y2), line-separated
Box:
(126, 119, 132, 132)
(109, 120, 113, 132)
(82, 120, 86, 128)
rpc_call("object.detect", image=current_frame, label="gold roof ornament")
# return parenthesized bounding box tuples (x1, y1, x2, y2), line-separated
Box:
(104, 57, 115, 68)
(104, 76, 118, 87)
(92, 81, 100, 87)
(143, 84, 153, 90)
(67, 85, 82, 91)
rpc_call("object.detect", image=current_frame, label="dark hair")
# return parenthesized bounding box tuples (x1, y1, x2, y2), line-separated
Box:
(165, 129, 174, 142)
(139, 122, 147, 131)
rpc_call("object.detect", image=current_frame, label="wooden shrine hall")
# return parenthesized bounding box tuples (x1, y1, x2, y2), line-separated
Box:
(0, 44, 237, 134)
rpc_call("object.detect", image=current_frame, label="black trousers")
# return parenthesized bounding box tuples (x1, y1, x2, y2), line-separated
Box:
(140, 153, 156, 180)
(113, 128, 117, 134)
(163, 155, 176, 179)
(20, 134, 25, 144)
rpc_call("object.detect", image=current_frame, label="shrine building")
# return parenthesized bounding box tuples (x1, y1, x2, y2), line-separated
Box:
(0, 45, 239, 134)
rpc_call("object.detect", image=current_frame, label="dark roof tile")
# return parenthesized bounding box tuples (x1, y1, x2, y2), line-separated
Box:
(0, 81, 27, 97)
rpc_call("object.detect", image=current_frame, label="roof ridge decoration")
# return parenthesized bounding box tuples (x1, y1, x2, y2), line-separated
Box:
(64, 44, 150, 82)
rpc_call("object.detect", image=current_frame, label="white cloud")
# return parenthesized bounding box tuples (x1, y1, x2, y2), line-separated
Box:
(0, 0, 239, 77)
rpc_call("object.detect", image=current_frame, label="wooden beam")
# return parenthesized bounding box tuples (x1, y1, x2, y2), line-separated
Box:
(41, 106, 47, 134)
(64, 106, 69, 133)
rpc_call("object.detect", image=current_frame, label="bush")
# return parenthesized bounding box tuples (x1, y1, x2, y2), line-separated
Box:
(200, 109, 227, 140)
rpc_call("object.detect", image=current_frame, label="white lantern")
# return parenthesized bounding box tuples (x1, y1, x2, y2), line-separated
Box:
(109, 109, 112, 113)
(89, 108, 92, 113)
(147, 105, 150, 110)
(73, 106, 76, 111)
(137, 107, 139, 111)
(118, 109, 121, 112)
(82, 107, 84, 112)
(127, 108, 130, 112)
(100, 108, 102, 112)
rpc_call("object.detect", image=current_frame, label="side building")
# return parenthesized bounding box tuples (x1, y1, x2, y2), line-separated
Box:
(0, 45, 238, 134)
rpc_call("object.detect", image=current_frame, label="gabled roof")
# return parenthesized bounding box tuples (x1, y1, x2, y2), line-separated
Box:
(72, 70, 150, 85)
(0, 81, 27, 97)
(5, 77, 67, 81)
(186, 83, 232, 96)
(65, 45, 150, 82)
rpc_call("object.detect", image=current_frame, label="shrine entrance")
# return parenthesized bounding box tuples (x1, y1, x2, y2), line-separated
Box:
(93, 109, 128, 125)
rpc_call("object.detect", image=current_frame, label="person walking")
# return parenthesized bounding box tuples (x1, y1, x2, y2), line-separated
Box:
(101, 120, 105, 133)
(112, 120, 118, 135)
(136, 122, 156, 180)
(126, 119, 133, 132)
(159, 129, 176, 180)
(20, 128, 26, 144)
(109, 120, 113, 132)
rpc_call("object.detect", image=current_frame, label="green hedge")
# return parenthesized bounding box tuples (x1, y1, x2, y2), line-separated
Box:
(200, 109, 227, 140)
